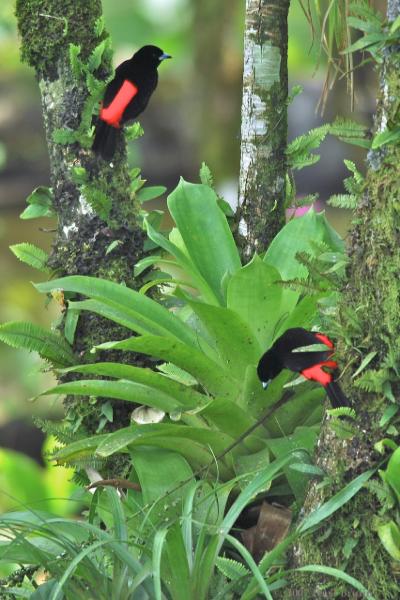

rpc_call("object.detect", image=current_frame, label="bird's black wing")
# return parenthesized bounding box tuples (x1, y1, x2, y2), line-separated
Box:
(275, 328, 332, 372)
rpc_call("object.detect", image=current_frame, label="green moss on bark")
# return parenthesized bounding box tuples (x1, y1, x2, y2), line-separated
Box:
(16, 0, 103, 79)
(281, 492, 400, 599)
(285, 32, 400, 600)
(15, 1, 151, 470)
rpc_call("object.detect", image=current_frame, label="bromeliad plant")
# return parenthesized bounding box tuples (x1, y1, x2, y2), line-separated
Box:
(11, 177, 345, 504)
(0, 447, 374, 600)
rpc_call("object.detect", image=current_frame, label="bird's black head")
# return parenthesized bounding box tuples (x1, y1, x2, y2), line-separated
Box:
(257, 348, 283, 389)
(133, 45, 172, 69)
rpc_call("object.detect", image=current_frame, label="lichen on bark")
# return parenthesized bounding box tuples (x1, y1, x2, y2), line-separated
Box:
(235, 0, 289, 260)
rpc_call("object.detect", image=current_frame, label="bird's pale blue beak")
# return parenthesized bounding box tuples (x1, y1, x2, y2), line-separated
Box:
(160, 53, 172, 61)
(262, 380, 271, 390)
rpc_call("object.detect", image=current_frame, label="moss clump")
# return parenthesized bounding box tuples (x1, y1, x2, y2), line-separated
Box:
(16, 0, 103, 79)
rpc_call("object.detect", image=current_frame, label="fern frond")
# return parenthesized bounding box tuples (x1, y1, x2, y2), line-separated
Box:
(157, 362, 198, 386)
(10, 243, 50, 273)
(353, 368, 390, 393)
(329, 117, 370, 148)
(215, 556, 250, 581)
(327, 407, 356, 420)
(81, 185, 111, 222)
(0, 321, 75, 367)
(328, 194, 358, 209)
(87, 38, 110, 73)
(34, 418, 84, 445)
(287, 125, 329, 171)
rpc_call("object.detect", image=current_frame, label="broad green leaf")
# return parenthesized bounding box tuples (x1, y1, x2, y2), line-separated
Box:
(145, 219, 219, 304)
(265, 387, 324, 437)
(163, 523, 192, 600)
(346, 16, 381, 34)
(185, 298, 262, 377)
(371, 127, 400, 150)
(377, 521, 400, 561)
(42, 379, 182, 413)
(134, 255, 178, 277)
(35, 275, 196, 347)
(266, 426, 319, 501)
(298, 469, 374, 533)
(153, 528, 168, 600)
(168, 179, 241, 304)
(195, 454, 294, 600)
(200, 397, 259, 443)
(264, 209, 343, 281)
(274, 295, 322, 338)
(352, 351, 378, 379)
(295, 565, 376, 600)
(20, 203, 54, 220)
(68, 297, 190, 341)
(96, 424, 235, 460)
(10, 243, 49, 273)
(137, 185, 167, 202)
(234, 446, 270, 490)
(130, 447, 194, 515)
(385, 447, 400, 502)
(222, 453, 294, 534)
(96, 335, 236, 398)
(31, 580, 59, 600)
(64, 308, 79, 345)
(20, 186, 54, 220)
(0, 321, 75, 366)
(227, 256, 285, 348)
(63, 362, 209, 411)
(342, 32, 386, 54)
(225, 535, 273, 600)
(52, 435, 108, 464)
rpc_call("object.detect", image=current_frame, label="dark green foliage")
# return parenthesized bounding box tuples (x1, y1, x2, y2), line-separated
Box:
(20, 186, 55, 220)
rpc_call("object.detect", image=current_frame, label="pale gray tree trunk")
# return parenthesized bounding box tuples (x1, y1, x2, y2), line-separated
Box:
(236, 0, 290, 260)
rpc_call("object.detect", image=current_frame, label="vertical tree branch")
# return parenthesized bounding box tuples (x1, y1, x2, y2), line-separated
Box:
(15, 1, 143, 282)
(15, 1, 149, 443)
(236, 0, 290, 260)
(284, 2, 400, 598)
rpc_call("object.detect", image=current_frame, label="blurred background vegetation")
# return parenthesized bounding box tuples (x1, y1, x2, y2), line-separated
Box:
(0, 0, 379, 499)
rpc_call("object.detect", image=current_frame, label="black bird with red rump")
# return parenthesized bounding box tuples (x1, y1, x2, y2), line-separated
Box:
(257, 328, 350, 409)
(92, 45, 171, 161)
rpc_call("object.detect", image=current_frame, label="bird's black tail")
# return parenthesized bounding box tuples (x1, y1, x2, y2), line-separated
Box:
(325, 380, 350, 409)
(92, 120, 118, 161)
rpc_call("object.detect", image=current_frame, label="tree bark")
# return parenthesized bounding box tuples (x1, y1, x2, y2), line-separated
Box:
(283, 2, 400, 598)
(236, 0, 289, 260)
(15, 2, 148, 442)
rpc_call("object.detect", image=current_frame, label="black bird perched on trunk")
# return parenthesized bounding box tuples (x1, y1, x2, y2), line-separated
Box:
(92, 45, 171, 160)
(257, 327, 350, 409)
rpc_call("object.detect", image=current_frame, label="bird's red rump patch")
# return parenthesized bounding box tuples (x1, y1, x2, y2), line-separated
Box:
(100, 80, 138, 127)
(301, 359, 338, 386)
(314, 333, 334, 349)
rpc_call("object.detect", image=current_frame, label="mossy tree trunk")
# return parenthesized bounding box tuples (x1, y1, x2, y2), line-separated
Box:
(15, 2, 149, 444)
(282, 3, 400, 598)
(236, 0, 289, 260)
